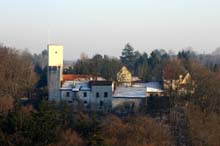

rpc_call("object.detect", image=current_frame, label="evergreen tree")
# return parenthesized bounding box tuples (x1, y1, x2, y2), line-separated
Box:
(120, 43, 136, 72)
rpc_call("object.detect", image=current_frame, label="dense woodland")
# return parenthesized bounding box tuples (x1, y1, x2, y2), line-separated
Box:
(1, 44, 220, 146)
(65, 44, 220, 81)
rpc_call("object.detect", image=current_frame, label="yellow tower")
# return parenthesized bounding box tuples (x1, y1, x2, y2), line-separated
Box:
(48, 44, 63, 81)
(48, 44, 64, 101)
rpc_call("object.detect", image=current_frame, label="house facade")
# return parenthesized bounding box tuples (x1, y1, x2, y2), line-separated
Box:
(117, 66, 132, 86)
(163, 72, 194, 95)
(60, 81, 112, 112)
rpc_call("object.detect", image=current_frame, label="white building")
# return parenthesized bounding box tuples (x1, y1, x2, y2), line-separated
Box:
(60, 80, 113, 112)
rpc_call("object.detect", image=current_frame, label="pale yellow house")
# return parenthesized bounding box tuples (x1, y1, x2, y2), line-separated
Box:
(163, 72, 194, 95)
(117, 66, 132, 86)
(179, 72, 191, 85)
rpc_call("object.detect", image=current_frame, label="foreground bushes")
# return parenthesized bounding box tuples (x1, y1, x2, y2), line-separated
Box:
(0, 101, 173, 146)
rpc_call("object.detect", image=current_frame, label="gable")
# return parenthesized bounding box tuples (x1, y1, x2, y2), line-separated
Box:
(117, 66, 132, 83)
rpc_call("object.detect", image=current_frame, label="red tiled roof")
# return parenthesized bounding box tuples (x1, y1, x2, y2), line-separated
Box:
(62, 74, 95, 81)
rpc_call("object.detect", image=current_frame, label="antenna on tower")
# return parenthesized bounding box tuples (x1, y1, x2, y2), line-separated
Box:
(47, 27, 50, 45)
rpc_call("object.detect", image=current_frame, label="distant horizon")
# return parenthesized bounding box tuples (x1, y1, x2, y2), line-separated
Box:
(1, 0, 220, 60)
(1, 42, 219, 61)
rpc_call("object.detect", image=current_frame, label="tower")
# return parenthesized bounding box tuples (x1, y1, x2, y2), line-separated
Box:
(48, 44, 64, 101)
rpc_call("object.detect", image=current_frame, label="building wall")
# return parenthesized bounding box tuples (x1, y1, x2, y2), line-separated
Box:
(112, 98, 146, 112)
(78, 90, 91, 107)
(61, 90, 73, 102)
(48, 66, 61, 101)
(146, 92, 164, 97)
(117, 66, 132, 86)
(90, 85, 112, 111)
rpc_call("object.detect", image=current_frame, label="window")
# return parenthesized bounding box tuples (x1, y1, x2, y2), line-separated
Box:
(104, 92, 108, 98)
(66, 92, 70, 97)
(73, 92, 77, 98)
(84, 101, 87, 104)
(68, 100, 73, 103)
(96, 92, 100, 98)
(100, 101, 103, 106)
(83, 92, 87, 97)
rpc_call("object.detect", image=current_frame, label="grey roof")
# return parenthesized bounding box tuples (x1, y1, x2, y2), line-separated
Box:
(113, 86, 146, 98)
(61, 81, 91, 91)
(146, 82, 163, 93)
(72, 81, 90, 91)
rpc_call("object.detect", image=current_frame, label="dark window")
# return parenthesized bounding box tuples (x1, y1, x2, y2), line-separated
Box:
(104, 92, 108, 97)
(84, 101, 87, 104)
(96, 92, 100, 98)
(150, 94, 153, 97)
(52, 66, 58, 71)
(83, 92, 87, 97)
(156, 94, 158, 96)
(66, 92, 70, 97)
(100, 101, 103, 106)
(68, 100, 73, 103)
(73, 92, 77, 98)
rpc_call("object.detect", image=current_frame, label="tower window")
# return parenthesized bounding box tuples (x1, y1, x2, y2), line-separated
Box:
(104, 92, 108, 98)
(66, 92, 70, 97)
(96, 92, 100, 98)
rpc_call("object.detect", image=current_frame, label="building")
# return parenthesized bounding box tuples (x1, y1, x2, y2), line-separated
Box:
(117, 66, 132, 86)
(48, 44, 63, 101)
(47, 45, 113, 112)
(163, 72, 194, 95)
(47, 44, 166, 113)
(145, 82, 169, 116)
(112, 83, 147, 113)
(146, 82, 164, 97)
(60, 80, 112, 112)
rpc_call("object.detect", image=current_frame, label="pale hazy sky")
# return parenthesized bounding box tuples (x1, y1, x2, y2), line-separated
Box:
(1, 0, 220, 60)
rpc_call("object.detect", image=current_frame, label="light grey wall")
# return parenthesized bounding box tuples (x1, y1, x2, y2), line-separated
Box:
(112, 97, 146, 113)
(78, 90, 91, 106)
(91, 85, 112, 111)
(61, 90, 72, 101)
(48, 67, 61, 102)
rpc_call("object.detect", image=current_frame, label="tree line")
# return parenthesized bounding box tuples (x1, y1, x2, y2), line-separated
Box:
(66, 43, 220, 82)
(66, 43, 170, 82)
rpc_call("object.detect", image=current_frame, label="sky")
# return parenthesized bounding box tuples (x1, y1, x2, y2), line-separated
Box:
(1, 0, 220, 60)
